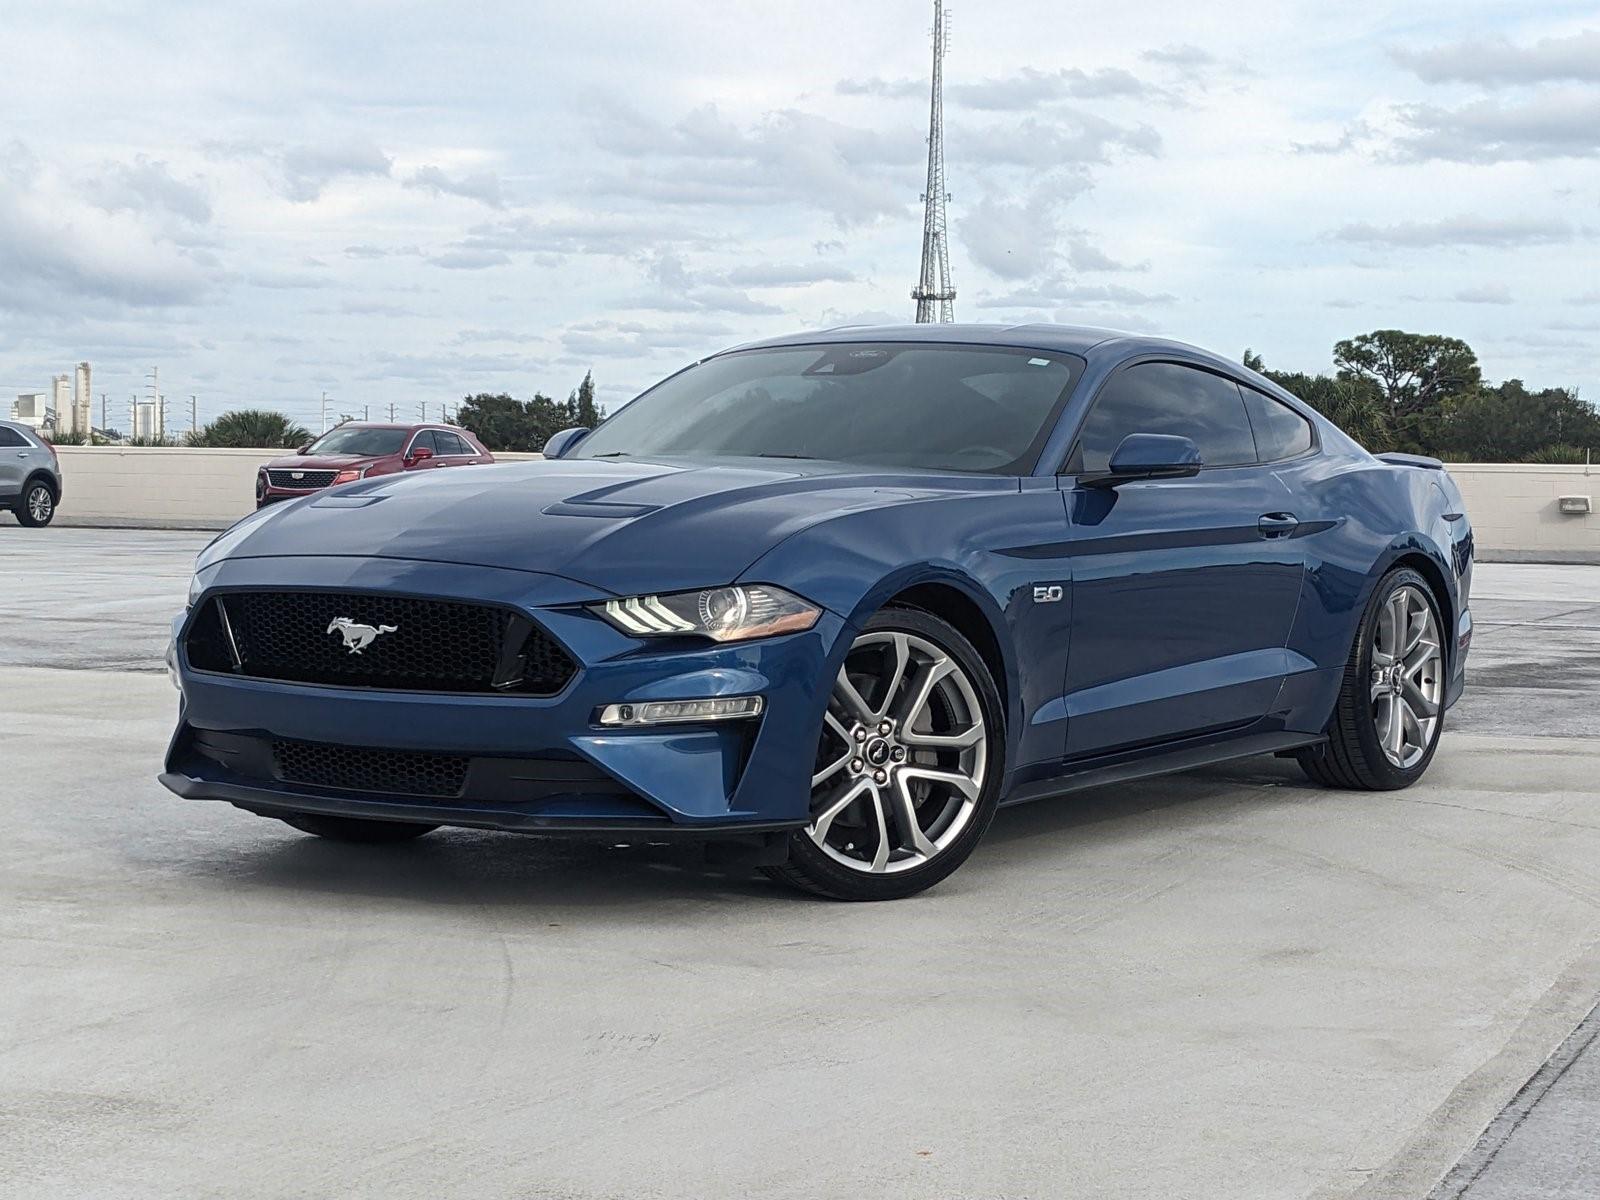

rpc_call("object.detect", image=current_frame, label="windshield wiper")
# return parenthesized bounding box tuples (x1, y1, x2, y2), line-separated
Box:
(590, 451, 631, 458)
(755, 452, 816, 460)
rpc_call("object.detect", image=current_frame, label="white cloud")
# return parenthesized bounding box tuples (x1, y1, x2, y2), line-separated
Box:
(1394, 30, 1600, 87)
(1391, 88, 1600, 162)
(404, 165, 505, 209)
(0, 1, 1595, 423)
(1331, 215, 1580, 248)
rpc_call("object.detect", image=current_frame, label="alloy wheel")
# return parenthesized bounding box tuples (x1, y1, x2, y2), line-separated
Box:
(807, 630, 987, 874)
(1370, 583, 1442, 769)
(26, 485, 53, 524)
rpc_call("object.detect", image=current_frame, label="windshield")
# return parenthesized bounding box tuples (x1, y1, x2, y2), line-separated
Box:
(573, 343, 1085, 474)
(304, 427, 409, 457)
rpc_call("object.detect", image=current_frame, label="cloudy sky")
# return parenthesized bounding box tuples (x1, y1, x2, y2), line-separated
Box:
(2, 1, 1597, 432)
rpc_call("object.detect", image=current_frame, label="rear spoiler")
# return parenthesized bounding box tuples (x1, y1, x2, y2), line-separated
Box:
(1375, 452, 1445, 470)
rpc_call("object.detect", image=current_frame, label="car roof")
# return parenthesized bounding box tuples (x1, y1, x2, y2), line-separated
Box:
(323, 422, 470, 433)
(725, 322, 1220, 362)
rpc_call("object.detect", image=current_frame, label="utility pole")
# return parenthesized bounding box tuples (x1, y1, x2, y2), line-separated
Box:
(320, 391, 330, 434)
(388, 403, 397, 422)
(100, 393, 107, 434)
(362, 404, 370, 421)
(418, 401, 427, 422)
(189, 395, 198, 434)
(145, 367, 162, 442)
(911, 1, 956, 323)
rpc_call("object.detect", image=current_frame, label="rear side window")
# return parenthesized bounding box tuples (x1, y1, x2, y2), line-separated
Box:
(410, 430, 439, 455)
(0, 427, 27, 448)
(438, 431, 473, 456)
(1242, 389, 1314, 462)
(1069, 362, 1257, 473)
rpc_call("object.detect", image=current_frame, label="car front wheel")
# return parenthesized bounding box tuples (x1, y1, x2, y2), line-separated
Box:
(766, 607, 1004, 900)
(17, 481, 55, 527)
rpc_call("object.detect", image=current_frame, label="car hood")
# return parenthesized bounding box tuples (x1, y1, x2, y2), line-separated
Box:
(263, 453, 373, 470)
(204, 457, 1007, 596)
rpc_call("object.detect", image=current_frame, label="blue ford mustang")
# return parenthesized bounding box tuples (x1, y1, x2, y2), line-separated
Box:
(163, 325, 1473, 899)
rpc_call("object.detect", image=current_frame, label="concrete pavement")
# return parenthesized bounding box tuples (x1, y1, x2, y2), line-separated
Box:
(2, 529, 1598, 1199)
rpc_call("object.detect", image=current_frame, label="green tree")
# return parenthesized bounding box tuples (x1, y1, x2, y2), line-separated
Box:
(458, 374, 602, 451)
(457, 392, 572, 452)
(1332, 331, 1481, 453)
(569, 370, 603, 428)
(1437, 381, 1600, 462)
(186, 409, 312, 449)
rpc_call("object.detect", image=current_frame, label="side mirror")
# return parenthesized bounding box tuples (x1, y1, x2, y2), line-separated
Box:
(543, 426, 592, 459)
(406, 446, 434, 466)
(1081, 433, 1203, 488)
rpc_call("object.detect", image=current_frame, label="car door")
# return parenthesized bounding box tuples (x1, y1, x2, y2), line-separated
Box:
(0, 426, 31, 498)
(1059, 360, 1309, 758)
(437, 430, 477, 465)
(405, 429, 442, 471)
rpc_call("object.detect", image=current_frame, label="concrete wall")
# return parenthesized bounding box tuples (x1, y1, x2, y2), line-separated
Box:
(49, 446, 542, 530)
(1449, 463, 1600, 564)
(39, 448, 1600, 562)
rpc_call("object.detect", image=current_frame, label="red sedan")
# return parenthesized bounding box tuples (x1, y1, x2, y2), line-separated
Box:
(256, 423, 495, 508)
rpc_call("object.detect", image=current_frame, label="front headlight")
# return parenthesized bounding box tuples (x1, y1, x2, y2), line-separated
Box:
(594, 584, 820, 643)
(187, 572, 206, 609)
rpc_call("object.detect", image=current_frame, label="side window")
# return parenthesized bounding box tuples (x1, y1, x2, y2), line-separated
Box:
(410, 430, 438, 456)
(1069, 362, 1259, 473)
(440, 431, 473, 456)
(0, 427, 27, 448)
(1242, 389, 1314, 462)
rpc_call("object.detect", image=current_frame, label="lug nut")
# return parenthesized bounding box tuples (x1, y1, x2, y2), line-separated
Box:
(873, 769, 888, 785)
(878, 720, 893, 735)
(853, 727, 868, 743)
(850, 758, 864, 773)
(891, 747, 906, 762)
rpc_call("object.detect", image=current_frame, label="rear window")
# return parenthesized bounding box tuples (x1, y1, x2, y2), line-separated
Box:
(1242, 389, 1315, 462)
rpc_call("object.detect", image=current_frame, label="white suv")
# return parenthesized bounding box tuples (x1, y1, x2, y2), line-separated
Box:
(0, 419, 62, 527)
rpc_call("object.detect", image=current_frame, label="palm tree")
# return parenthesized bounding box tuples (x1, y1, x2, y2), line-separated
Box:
(186, 409, 313, 449)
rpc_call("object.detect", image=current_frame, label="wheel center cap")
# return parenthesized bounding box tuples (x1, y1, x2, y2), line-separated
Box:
(865, 738, 893, 767)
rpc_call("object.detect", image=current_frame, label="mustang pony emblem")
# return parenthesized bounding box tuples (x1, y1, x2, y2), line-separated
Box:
(326, 617, 398, 655)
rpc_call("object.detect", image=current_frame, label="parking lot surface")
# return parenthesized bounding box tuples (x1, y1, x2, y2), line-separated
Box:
(3, 528, 1598, 1199)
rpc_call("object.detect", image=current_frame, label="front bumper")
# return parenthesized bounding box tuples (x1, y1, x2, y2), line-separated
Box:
(162, 554, 840, 836)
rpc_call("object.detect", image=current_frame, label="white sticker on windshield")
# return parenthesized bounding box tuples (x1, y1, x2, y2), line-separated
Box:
(1028, 357, 1050, 366)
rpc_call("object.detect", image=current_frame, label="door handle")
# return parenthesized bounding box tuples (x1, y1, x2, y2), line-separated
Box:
(17, 452, 28, 459)
(1258, 512, 1299, 539)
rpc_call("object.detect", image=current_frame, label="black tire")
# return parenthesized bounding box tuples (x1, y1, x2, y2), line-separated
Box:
(1296, 566, 1445, 790)
(765, 607, 1005, 901)
(16, 479, 56, 527)
(276, 812, 439, 843)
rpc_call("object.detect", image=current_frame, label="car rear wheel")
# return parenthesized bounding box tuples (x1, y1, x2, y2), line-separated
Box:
(276, 812, 438, 843)
(1297, 566, 1445, 790)
(766, 608, 1004, 900)
(17, 481, 55, 527)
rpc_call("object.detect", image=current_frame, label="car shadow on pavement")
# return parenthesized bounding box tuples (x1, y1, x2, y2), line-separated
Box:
(168, 757, 1323, 913)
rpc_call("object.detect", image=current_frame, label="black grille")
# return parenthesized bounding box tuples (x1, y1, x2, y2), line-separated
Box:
(272, 738, 468, 798)
(267, 469, 338, 489)
(185, 591, 577, 695)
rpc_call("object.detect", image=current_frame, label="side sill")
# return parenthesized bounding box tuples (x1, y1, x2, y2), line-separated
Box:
(1001, 732, 1326, 808)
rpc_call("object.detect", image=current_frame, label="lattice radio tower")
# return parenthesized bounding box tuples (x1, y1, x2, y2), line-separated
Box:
(911, 1, 955, 323)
